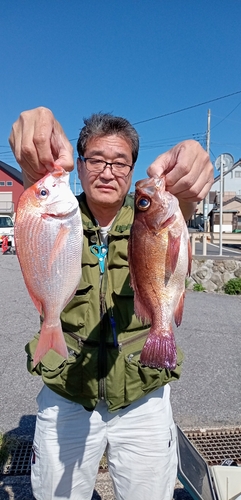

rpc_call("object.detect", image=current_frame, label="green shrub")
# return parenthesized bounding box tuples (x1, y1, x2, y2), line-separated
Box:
(0, 434, 19, 470)
(223, 278, 241, 295)
(193, 283, 205, 292)
(0, 434, 12, 469)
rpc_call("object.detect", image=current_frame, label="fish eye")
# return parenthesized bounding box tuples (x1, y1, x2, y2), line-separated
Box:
(136, 196, 151, 211)
(38, 188, 49, 198)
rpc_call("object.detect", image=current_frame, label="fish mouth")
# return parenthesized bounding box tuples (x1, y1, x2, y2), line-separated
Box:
(135, 176, 165, 194)
(42, 204, 79, 219)
(51, 166, 68, 179)
(154, 177, 164, 190)
(135, 176, 165, 200)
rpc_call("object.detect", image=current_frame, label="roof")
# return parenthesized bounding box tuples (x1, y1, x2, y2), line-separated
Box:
(0, 160, 23, 184)
(223, 195, 241, 206)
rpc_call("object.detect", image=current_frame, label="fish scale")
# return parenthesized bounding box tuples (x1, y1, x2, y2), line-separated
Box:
(128, 175, 192, 370)
(15, 165, 83, 367)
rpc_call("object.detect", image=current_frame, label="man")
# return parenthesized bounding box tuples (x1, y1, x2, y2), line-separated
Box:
(9, 107, 213, 500)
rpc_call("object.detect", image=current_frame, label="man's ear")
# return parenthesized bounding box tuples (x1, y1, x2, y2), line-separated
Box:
(77, 157, 82, 177)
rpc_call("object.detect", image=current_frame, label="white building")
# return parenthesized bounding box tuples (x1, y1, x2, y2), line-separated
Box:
(212, 158, 241, 194)
(209, 158, 241, 232)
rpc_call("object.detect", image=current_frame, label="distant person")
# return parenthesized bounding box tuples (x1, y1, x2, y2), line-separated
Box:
(9, 107, 213, 500)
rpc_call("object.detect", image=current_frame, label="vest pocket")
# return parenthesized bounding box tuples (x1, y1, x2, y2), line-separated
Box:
(112, 285, 141, 332)
(60, 345, 99, 399)
(124, 347, 183, 403)
(25, 335, 99, 403)
(61, 281, 93, 328)
(124, 352, 168, 403)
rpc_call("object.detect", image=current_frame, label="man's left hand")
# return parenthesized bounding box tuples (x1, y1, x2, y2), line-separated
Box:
(147, 140, 214, 202)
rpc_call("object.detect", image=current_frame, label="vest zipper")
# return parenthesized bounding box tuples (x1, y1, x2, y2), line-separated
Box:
(63, 329, 83, 347)
(63, 328, 149, 352)
(98, 231, 109, 401)
(117, 330, 149, 351)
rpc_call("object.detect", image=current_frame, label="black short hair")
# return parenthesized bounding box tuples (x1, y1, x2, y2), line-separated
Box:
(77, 113, 139, 164)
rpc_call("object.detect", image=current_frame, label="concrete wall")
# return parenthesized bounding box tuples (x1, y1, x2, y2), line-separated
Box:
(187, 257, 241, 292)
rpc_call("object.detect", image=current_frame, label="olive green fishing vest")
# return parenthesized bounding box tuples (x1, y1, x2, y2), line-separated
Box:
(25, 193, 183, 412)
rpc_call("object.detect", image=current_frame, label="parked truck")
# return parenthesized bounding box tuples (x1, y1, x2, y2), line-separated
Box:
(0, 214, 14, 248)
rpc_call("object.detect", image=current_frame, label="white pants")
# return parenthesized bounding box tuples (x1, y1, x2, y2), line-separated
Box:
(31, 384, 177, 500)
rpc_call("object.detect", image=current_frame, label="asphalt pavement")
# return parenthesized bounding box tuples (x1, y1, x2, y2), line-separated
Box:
(194, 240, 241, 257)
(0, 251, 241, 499)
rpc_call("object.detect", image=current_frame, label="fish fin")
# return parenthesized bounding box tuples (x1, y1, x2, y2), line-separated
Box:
(168, 232, 181, 274)
(140, 330, 177, 369)
(134, 294, 151, 324)
(128, 249, 151, 323)
(30, 296, 43, 315)
(17, 260, 44, 315)
(62, 287, 79, 310)
(22, 281, 43, 315)
(187, 239, 192, 276)
(174, 292, 185, 327)
(48, 224, 71, 271)
(33, 320, 68, 367)
(161, 214, 176, 229)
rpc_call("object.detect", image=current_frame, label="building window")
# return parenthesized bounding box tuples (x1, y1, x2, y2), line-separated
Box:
(237, 216, 241, 229)
(6, 181, 13, 186)
(235, 171, 241, 178)
(0, 181, 5, 186)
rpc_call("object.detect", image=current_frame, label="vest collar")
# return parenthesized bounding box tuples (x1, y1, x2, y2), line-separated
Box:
(77, 192, 134, 235)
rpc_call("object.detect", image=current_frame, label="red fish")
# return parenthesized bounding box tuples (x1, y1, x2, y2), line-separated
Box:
(15, 165, 83, 366)
(128, 176, 192, 369)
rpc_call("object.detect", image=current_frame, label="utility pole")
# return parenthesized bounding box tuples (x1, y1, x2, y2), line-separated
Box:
(203, 109, 211, 232)
(74, 175, 77, 196)
(219, 154, 223, 256)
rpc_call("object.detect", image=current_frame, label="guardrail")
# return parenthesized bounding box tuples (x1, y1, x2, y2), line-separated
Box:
(210, 232, 241, 245)
(189, 232, 241, 255)
(189, 232, 210, 255)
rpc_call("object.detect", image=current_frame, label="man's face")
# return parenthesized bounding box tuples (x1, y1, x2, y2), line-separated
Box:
(77, 134, 134, 210)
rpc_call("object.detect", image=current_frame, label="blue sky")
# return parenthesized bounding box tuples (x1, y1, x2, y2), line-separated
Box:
(1, 1, 241, 193)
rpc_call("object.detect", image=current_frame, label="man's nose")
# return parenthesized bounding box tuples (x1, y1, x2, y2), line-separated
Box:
(100, 164, 115, 178)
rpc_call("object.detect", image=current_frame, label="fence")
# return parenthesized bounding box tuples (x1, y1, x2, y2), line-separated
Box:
(189, 232, 241, 256)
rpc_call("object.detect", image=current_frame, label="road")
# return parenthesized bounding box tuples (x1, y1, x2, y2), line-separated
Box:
(0, 251, 240, 440)
(194, 241, 241, 257)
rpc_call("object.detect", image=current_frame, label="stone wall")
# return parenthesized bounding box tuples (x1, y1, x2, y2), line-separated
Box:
(187, 257, 241, 293)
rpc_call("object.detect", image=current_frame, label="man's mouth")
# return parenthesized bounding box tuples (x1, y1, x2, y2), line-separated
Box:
(96, 184, 115, 191)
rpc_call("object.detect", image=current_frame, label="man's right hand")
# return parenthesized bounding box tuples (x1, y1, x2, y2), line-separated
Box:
(9, 107, 74, 188)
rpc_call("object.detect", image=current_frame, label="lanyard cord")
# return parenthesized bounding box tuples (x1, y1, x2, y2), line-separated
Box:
(107, 268, 118, 347)
(97, 226, 118, 348)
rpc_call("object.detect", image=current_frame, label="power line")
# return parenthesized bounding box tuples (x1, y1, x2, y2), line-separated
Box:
(140, 132, 205, 149)
(66, 90, 241, 144)
(211, 114, 241, 125)
(132, 90, 241, 125)
(211, 101, 241, 130)
(2, 90, 241, 159)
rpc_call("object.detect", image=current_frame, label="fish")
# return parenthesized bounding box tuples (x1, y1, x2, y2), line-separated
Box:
(15, 165, 83, 367)
(128, 175, 192, 370)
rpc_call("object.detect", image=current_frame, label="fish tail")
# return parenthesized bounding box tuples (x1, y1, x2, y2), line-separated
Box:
(33, 321, 68, 367)
(140, 330, 177, 370)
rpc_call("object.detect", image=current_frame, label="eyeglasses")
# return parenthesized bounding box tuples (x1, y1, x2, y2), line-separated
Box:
(79, 156, 133, 178)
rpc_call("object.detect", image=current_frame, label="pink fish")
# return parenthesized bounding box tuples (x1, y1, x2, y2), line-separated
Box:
(128, 176, 192, 369)
(15, 165, 83, 366)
